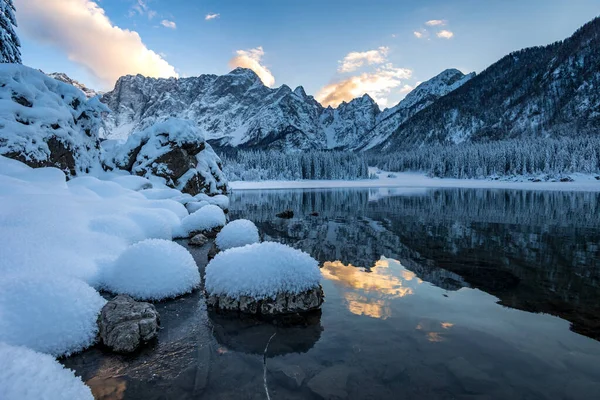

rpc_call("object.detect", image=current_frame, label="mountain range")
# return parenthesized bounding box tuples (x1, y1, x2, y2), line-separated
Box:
(62, 17, 600, 152)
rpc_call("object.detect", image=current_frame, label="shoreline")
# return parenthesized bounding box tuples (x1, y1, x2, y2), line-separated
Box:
(230, 172, 600, 192)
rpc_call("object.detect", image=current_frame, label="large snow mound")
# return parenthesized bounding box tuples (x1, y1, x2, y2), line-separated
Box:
(104, 117, 229, 196)
(0, 156, 205, 356)
(0, 64, 108, 176)
(0, 275, 106, 357)
(178, 204, 226, 237)
(205, 242, 321, 300)
(102, 239, 200, 300)
(0, 343, 93, 400)
(215, 219, 260, 251)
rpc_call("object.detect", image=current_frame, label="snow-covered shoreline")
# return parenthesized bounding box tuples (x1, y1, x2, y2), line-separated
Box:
(230, 172, 600, 192)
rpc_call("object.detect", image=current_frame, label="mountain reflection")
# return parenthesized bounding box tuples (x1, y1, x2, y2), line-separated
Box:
(231, 187, 600, 340)
(322, 258, 420, 319)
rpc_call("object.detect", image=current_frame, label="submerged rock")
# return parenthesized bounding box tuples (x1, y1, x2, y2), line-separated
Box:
(307, 365, 352, 399)
(269, 362, 306, 389)
(188, 233, 208, 246)
(276, 210, 294, 219)
(98, 295, 159, 353)
(206, 285, 324, 316)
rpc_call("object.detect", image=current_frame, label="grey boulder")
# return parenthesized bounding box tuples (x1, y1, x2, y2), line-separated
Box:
(98, 295, 159, 353)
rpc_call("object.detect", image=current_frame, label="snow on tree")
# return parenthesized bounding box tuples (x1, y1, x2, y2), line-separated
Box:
(0, 0, 21, 64)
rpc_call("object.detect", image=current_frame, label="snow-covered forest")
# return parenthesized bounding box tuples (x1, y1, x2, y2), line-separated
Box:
(370, 137, 600, 179)
(221, 150, 370, 181)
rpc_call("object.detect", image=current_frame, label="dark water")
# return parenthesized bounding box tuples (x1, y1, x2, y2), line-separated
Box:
(63, 188, 600, 399)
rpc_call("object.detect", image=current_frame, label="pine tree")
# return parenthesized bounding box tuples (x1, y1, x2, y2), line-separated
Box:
(0, 0, 21, 64)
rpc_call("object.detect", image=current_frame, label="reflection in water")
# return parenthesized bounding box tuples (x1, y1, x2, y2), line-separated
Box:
(208, 310, 323, 356)
(322, 258, 418, 319)
(231, 187, 600, 340)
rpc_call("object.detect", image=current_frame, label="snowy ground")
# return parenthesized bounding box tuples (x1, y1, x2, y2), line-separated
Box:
(230, 171, 600, 192)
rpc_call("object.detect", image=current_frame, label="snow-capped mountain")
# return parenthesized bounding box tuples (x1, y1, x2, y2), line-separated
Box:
(359, 68, 474, 151)
(99, 67, 471, 151)
(46, 72, 99, 99)
(377, 16, 600, 151)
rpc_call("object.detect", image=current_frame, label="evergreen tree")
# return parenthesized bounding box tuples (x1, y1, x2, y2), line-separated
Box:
(0, 0, 21, 64)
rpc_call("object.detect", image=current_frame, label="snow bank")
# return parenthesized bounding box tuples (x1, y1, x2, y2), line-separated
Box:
(186, 200, 209, 213)
(0, 343, 93, 400)
(215, 219, 260, 251)
(178, 204, 226, 237)
(205, 242, 321, 300)
(195, 193, 230, 210)
(0, 64, 108, 176)
(0, 155, 206, 357)
(101, 239, 200, 300)
(0, 275, 106, 356)
(104, 117, 229, 196)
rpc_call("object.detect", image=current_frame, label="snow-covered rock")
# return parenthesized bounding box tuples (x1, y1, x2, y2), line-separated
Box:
(98, 295, 159, 353)
(215, 219, 260, 251)
(0, 156, 207, 356)
(0, 64, 108, 176)
(0, 275, 106, 357)
(0, 343, 93, 400)
(105, 118, 229, 196)
(186, 200, 209, 214)
(101, 239, 200, 301)
(205, 242, 323, 315)
(178, 204, 226, 238)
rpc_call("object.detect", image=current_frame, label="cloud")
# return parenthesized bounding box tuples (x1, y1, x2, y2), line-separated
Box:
(205, 13, 220, 21)
(338, 46, 389, 73)
(399, 84, 415, 94)
(316, 64, 412, 108)
(16, 0, 178, 88)
(160, 19, 176, 29)
(414, 30, 424, 39)
(437, 30, 454, 39)
(399, 81, 422, 95)
(130, 0, 156, 20)
(425, 19, 446, 26)
(228, 46, 275, 87)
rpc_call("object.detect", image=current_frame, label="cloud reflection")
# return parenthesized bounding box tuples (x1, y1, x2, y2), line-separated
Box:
(322, 257, 420, 319)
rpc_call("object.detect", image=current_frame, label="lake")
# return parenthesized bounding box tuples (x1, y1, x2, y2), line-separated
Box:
(63, 187, 600, 399)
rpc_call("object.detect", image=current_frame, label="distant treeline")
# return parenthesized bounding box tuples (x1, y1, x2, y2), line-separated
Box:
(369, 137, 600, 178)
(221, 150, 370, 181)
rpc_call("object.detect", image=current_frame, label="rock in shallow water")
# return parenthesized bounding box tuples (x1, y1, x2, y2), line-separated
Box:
(206, 285, 324, 316)
(98, 295, 159, 353)
(188, 233, 208, 246)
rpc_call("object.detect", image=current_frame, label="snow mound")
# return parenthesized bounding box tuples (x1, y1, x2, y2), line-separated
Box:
(110, 175, 153, 191)
(205, 242, 321, 300)
(0, 64, 108, 176)
(186, 200, 209, 214)
(195, 193, 230, 210)
(0, 275, 106, 357)
(178, 204, 226, 237)
(0, 343, 93, 400)
(216, 219, 260, 251)
(102, 239, 200, 300)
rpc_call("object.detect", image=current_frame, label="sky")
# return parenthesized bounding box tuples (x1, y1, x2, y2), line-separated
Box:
(14, 0, 600, 109)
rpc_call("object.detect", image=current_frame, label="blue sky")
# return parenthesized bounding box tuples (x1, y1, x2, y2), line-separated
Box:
(16, 0, 600, 109)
